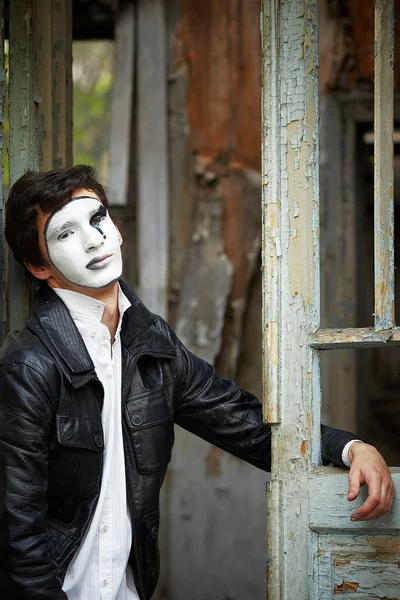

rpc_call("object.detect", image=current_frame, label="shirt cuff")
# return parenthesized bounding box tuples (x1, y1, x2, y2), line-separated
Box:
(342, 439, 363, 467)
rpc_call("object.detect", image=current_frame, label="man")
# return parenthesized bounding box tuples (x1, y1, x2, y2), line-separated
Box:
(0, 166, 394, 600)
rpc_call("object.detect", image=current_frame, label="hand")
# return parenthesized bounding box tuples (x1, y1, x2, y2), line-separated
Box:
(347, 442, 395, 521)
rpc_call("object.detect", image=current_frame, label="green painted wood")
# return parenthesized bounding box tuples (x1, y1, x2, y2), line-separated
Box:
(0, 0, 5, 343)
(7, 0, 38, 333)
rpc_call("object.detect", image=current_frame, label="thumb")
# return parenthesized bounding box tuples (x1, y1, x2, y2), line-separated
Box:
(347, 470, 361, 501)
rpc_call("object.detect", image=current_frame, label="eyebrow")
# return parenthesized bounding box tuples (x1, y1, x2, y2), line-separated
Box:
(47, 208, 100, 239)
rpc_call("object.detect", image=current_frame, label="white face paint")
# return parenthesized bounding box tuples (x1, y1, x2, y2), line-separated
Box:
(44, 196, 122, 288)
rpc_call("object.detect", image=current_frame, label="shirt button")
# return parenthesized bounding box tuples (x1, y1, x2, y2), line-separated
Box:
(91, 331, 96, 338)
(102, 525, 109, 532)
(94, 434, 103, 448)
(103, 579, 109, 587)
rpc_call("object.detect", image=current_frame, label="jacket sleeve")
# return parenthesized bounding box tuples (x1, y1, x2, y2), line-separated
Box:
(169, 328, 359, 471)
(0, 362, 67, 599)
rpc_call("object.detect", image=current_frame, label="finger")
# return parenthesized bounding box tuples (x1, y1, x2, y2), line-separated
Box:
(354, 481, 391, 521)
(347, 469, 362, 501)
(351, 477, 381, 520)
(384, 484, 396, 513)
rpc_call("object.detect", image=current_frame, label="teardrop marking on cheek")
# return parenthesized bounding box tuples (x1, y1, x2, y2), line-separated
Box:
(89, 204, 108, 238)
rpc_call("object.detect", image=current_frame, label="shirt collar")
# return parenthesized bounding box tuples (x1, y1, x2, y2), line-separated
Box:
(53, 284, 131, 327)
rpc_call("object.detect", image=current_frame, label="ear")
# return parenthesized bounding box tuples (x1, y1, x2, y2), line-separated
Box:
(24, 259, 52, 281)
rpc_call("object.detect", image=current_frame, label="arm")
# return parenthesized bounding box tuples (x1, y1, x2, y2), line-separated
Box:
(169, 326, 394, 519)
(0, 362, 67, 599)
(171, 329, 355, 469)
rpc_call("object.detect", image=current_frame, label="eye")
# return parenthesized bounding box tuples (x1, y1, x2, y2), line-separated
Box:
(57, 230, 74, 241)
(91, 213, 106, 226)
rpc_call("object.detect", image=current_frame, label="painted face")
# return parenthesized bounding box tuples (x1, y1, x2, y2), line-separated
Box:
(44, 196, 122, 288)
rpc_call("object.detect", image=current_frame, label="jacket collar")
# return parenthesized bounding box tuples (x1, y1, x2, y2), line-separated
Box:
(28, 281, 174, 387)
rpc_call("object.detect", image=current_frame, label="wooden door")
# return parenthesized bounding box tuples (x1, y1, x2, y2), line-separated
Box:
(262, 1, 400, 597)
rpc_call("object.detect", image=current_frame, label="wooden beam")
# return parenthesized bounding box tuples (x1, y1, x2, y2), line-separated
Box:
(7, 0, 38, 333)
(374, 0, 395, 332)
(6, 0, 73, 334)
(52, 0, 73, 167)
(262, 1, 320, 597)
(35, 0, 54, 170)
(136, 0, 168, 318)
(310, 325, 400, 348)
(108, 3, 134, 206)
(0, 0, 5, 342)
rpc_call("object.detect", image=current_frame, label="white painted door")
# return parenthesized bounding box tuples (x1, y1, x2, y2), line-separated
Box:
(261, 1, 400, 597)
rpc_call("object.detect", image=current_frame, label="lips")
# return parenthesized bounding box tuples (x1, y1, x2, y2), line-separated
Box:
(86, 254, 113, 269)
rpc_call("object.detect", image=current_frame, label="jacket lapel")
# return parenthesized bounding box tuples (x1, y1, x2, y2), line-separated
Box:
(29, 282, 175, 388)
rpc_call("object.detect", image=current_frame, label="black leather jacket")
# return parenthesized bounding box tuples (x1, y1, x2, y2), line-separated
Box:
(0, 282, 357, 599)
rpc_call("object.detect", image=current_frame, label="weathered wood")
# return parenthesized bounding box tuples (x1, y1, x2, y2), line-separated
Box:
(310, 326, 400, 348)
(309, 467, 400, 533)
(0, 0, 5, 342)
(262, 1, 320, 597)
(215, 168, 261, 379)
(320, 94, 357, 431)
(136, 0, 168, 318)
(374, 0, 395, 332)
(34, 0, 53, 170)
(350, 0, 400, 90)
(175, 191, 233, 364)
(108, 2, 134, 206)
(52, 0, 73, 168)
(8, 0, 38, 332)
(6, 0, 73, 334)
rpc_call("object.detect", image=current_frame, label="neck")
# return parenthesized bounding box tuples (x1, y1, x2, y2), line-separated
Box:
(98, 285, 120, 343)
(49, 280, 121, 342)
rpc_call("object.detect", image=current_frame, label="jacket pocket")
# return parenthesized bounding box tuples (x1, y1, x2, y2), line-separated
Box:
(47, 415, 103, 498)
(45, 516, 78, 563)
(126, 391, 174, 474)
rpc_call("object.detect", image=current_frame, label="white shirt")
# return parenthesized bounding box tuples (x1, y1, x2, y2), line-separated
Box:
(54, 286, 139, 600)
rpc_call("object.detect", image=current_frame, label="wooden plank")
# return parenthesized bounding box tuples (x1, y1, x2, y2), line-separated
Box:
(320, 95, 357, 431)
(309, 467, 400, 533)
(34, 0, 53, 170)
(136, 0, 168, 318)
(262, 1, 320, 597)
(0, 0, 5, 342)
(7, 0, 38, 333)
(175, 193, 233, 365)
(108, 3, 134, 206)
(52, 0, 73, 168)
(262, 0, 281, 426)
(310, 326, 400, 348)
(374, 0, 395, 332)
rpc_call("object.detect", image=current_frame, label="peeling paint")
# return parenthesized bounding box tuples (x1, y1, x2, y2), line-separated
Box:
(334, 559, 350, 567)
(374, 0, 395, 332)
(334, 580, 359, 593)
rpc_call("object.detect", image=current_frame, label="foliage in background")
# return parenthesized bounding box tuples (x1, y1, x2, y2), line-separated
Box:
(73, 41, 114, 184)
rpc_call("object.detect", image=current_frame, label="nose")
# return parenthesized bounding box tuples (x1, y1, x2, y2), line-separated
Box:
(83, 225, 105, 252)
